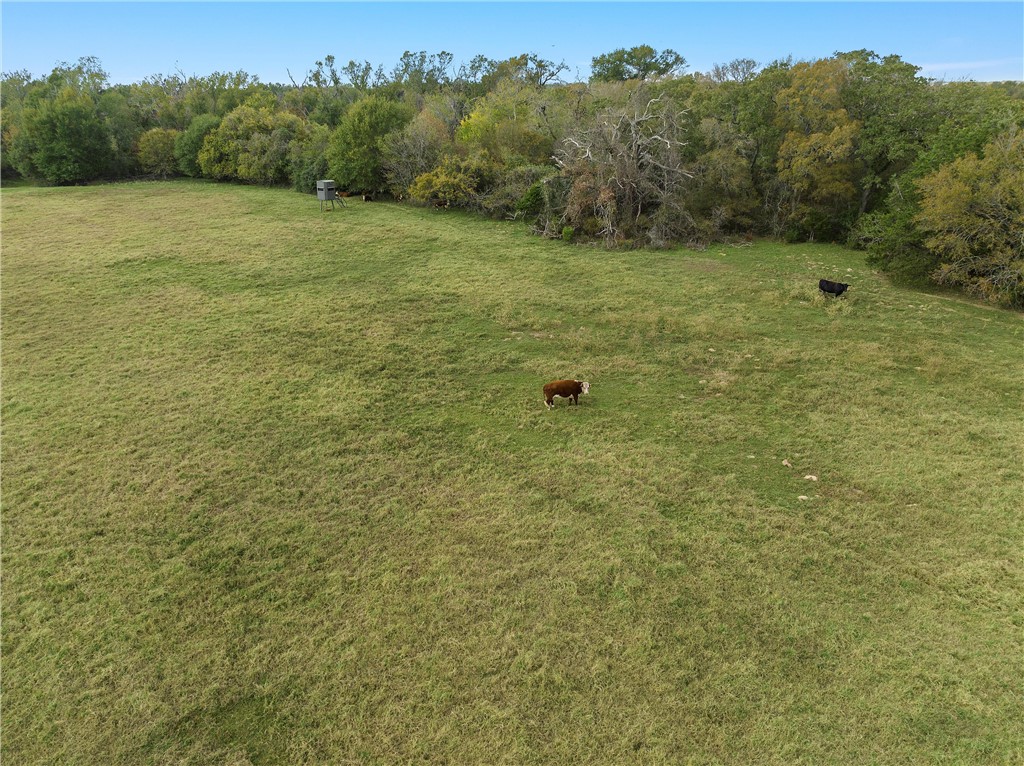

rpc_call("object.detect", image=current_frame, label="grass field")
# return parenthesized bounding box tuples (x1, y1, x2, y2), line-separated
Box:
(2, 180, 1022, 765)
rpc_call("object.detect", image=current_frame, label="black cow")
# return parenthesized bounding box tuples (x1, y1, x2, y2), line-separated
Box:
(819, 279, 850, 297)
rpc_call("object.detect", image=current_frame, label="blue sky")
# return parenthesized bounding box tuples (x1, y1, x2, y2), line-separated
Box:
(2, 2, 1022, 85)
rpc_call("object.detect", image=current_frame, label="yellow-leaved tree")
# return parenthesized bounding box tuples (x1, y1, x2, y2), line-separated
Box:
(916, 128, 1024, 308)
(774, 58, 861, 240)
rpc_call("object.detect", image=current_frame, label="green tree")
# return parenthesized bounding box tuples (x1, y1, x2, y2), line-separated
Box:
(199, 104, 306, 184)
(289, 122, 332, 193)
(138, 128, 180, 177)
(590, 46, 687, 82)
(837, 50, 935, 214)
(381, 110, 451, 195)
(181, 71, 262, 120)
(127, 73, 189, 129)
(282, 55, 359, 127)
(390, 51, 454, 94)
(486, 54, 568, 88)
(708, 58, 760, 85)
(7, 58, 119, 184)
(421, 91, 473, 140)
(915, 129, 1024, 307)
(857, 81, 1024, 281)
(175, 113, 221, 177)
(16, 87, 113, 183)
(734, 59, 792, 193)
(682, 117, 758, 236)
(1, 70, 34, 178)
(774, 58, 860, 239)
(685, 59, 788, 234)
(44, 56, 109, 94)
(918, 82, 1024, 174)
(686, 58, 793, 234)
(342, 59, 387, 92)
(326, 95, 414, 193)
(455, 79, 554, 166)
(98, 87, 145, 177)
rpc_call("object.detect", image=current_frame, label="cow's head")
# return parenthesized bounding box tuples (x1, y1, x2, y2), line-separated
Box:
(580, 381, 591, 395)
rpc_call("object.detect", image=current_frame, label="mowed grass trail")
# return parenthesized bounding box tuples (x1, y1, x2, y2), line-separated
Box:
(2, 180, 1022, 765)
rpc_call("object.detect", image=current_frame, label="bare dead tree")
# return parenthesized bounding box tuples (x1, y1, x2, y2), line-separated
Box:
(553, 88, 692, 245)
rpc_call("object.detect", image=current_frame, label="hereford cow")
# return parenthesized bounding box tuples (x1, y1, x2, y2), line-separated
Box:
(544, 379, 590, 409)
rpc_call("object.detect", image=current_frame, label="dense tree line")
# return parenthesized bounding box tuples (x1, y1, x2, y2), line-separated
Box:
(3, 49, 1022, 306)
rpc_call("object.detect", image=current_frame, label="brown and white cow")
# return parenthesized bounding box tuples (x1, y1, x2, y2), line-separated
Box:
(543, 379, 590, 409)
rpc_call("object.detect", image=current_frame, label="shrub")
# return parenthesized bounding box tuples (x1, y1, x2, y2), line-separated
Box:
(98, 89, 143, 179)
(198, 106, 305, 184)
(138, 128, 180, 177)
(455, 79, 554, 166)
(480, 164, 556, 219)
(380, 111, 450, 196)
(16, 88, 113, 184)
(326, 95, 414, 193)
(517, 182, 546, 217)
(856, 194, 939, 283)
(408, 154, 498, 208)
(915, 129, 1024, 307)
(237, 121, 306, 185)
(289, 123, 331, 193)
(175, 114, 220, 177)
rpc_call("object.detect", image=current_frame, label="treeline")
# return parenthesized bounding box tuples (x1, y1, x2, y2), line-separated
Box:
(2, 49, 1022, 307)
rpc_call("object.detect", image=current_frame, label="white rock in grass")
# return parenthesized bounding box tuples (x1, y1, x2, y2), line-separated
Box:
(782, 459, 792, 468)
(804, 475, 818, 481)
(798, 496, 809, 501)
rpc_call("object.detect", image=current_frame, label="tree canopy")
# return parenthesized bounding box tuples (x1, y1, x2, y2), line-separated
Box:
(590, 46, 687, 82)
(3, 48, 1022, 306)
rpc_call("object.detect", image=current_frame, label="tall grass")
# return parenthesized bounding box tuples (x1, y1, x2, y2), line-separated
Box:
(2, 181, 1022, 765)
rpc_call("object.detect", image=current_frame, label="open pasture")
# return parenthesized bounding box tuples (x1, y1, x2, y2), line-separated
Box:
(2, 181, 1022, 764)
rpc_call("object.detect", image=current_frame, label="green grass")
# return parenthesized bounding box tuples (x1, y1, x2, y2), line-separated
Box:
(2, 180, 1022, 765)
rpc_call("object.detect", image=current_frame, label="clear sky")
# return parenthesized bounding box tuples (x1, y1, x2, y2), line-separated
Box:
(2, 2, 1022, 85)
